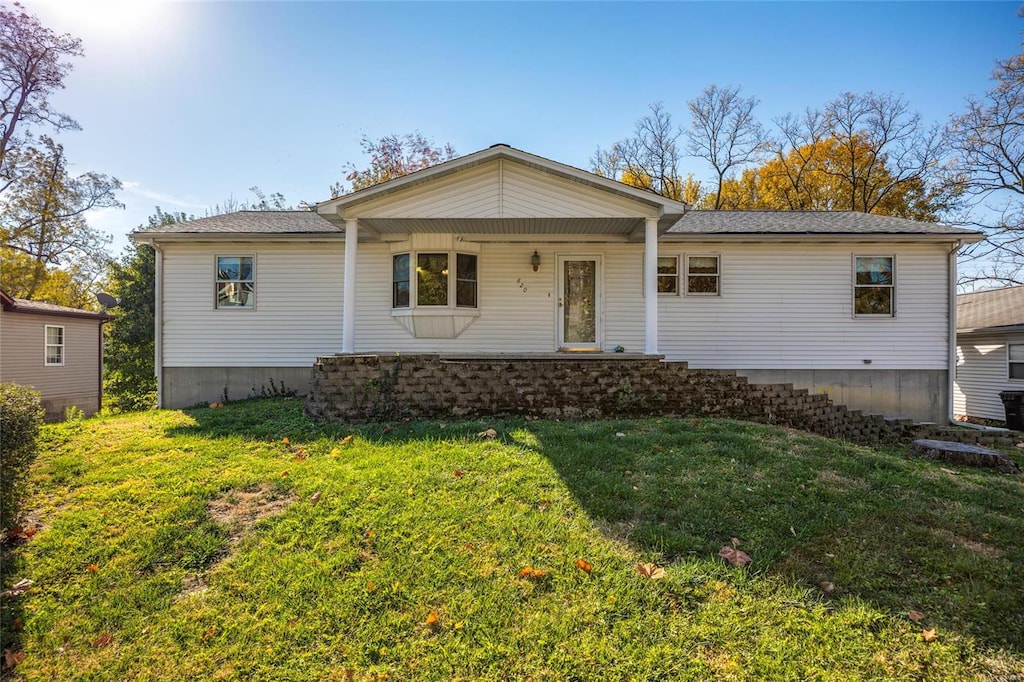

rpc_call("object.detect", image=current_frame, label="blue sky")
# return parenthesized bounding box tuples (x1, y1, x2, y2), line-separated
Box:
(27, 1, 1023, 253)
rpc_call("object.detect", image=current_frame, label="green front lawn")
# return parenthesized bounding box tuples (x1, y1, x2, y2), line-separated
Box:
(2, 399, 1023, 680)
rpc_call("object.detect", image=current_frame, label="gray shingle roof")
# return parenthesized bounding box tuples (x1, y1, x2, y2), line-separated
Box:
(666, 210, 979, 236)
(0, 291, 111, 320)
(957, 286, 1024, 331)
(133, 211, 340, 235)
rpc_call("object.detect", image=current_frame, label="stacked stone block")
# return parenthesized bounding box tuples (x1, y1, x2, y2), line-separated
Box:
(306, 354, 1017, 449)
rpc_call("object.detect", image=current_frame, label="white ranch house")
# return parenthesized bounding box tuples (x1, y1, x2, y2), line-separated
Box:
(132, 145, 981, 422)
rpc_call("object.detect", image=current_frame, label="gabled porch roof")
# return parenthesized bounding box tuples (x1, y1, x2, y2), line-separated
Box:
(315, 144, 689, 242)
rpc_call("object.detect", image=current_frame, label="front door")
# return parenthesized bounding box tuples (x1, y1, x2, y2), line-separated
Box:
(558, 256, 602, 350)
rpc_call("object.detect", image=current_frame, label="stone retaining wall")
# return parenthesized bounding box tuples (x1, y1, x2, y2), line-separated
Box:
(306, 354, 1017, 448)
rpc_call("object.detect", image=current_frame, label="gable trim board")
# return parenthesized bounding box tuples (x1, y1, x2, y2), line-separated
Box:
(131, 145, 982, 422)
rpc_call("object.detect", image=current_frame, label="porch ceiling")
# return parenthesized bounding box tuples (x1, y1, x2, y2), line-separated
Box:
(323, 216, 681, 241)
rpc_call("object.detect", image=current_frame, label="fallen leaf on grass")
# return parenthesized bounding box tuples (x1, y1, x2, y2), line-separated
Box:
(453, 470, 465, 478)
(476, 428, 497, 440)
(425, 610, 440, 627)
(908, 610, 925, 623)
(518, 566, 550, 580)
(575, 558, 592, 574)
(281, 437, 290, 445)
(2, 650, 24, 670)
(281, 471, 289, 478)
(718, 546, 752, 568)
(293, 447, 307, 462)
(11, 618, 22, 632)
(382, 426, 392, 434)
(940, 467, 960, 476)
(636, 563, 666, 580)
(87, 564, 99, 573)
(330, 448, 341, 458)
(730, 537, 741, 548)
(341, 435, 354, 446)
(92, 633, 113, 649)
(922, 628, 938, 642)
(819, 581, 835, 594)
(0, 579, 32, 599)
(309, 491, 322, 505)
(201, 626, 216, 642)
(615, 432, 625, 438)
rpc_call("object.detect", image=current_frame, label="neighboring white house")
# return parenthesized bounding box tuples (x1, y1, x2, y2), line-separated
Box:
(954, 285, 1024, 421)
(132, 144, 982, 422)
(0, 289, 111, 420)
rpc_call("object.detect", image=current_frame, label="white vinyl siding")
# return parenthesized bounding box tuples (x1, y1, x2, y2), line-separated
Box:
(658, 241, 949, 370)
(350, 159, 651, 219)
(355, 241, 646, 354)
(160, 238, 951, 373)
(954, 331, 1024, 420)
(161, 242, 344, 366)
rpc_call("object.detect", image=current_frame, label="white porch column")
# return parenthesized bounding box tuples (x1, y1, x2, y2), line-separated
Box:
(342, 218, 358, 353)
(644, 216, 659, 355)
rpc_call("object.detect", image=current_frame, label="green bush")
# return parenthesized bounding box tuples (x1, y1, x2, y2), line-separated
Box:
(0, 383, 44, 530)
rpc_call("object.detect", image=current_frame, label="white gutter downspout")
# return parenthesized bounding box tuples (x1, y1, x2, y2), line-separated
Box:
(948, 240, 962, 425)
(148, 239, 164, 409)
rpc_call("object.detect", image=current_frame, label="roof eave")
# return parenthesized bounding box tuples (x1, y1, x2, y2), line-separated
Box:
(660, 232, 984, 242)
(130, 231, 346, 242)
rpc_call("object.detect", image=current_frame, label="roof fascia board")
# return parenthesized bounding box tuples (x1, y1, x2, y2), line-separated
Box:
(659, 233, 984, 243)
(3, 306, 111, 321)
(957, 324, 1024, 334)
(130, 232, 346, 243)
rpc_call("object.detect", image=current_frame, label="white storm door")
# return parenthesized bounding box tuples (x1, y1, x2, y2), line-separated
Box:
(558, 256, 602, 350)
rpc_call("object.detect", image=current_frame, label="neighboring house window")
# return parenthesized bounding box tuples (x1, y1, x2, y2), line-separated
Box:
(392, 252, 478, 309)
(1010, 344, 1024, 379)
(854, 256, 894, 317)
(658, 256, 679, 294)
(686, 255, 720, 295)
(216, 256, 255, 309)
(45, 325, 64, 366)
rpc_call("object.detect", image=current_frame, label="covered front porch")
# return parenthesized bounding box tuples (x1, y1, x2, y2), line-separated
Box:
(314, 145, 688, 356)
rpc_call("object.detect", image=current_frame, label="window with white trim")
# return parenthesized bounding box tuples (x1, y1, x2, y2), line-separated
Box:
(45, 325, 64, 366)
(657, 256, 679, 294)
(216, 256, 255, 309)
(392, 252, 478, 309)
(1009, 344, 1024, 379)
(853, 256, 894, 317)
(686, 255, 720, 295)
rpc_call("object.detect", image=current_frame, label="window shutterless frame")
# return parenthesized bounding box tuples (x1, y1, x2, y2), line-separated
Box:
(391, 251, 478, 310)
(44, 325, 64, 366)
(685, 254, 721, 296)
(640, 254, 681, 296)
(1008, 343, 1024, 380)
(852, 255, 895, 318)
(215, 255, 256, 310)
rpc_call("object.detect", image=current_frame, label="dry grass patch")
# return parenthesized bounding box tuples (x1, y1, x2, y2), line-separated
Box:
(816, 468, 870, 491)
(207, 483, 295, 544)
(931, 528, 1004, 559)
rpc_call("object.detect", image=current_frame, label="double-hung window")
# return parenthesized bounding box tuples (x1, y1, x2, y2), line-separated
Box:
(686, 255, 720, 295)
(854, 256, 894, 317)
(45, 325, 64, 366)
(392, 251, 478, 309)
(657, 256, 680, 294)
(216, 256, 255, 309)
(1010, 344, 1024, 379)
